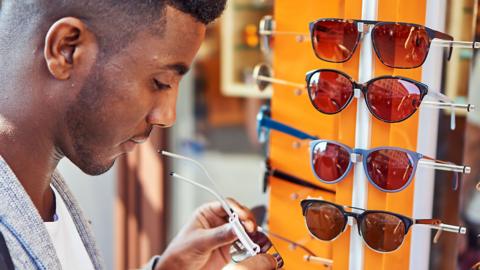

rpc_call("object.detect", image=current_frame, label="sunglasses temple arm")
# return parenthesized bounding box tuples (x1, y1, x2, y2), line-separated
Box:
(425, 90, 475, 112)
(432, 39, 480, 49)
(419, 222, 467, 234)
(169, 172, 231, 214)
(259, 116, 318, 140)
(304, 255, 334, 268)
(161, 151, 227, 201)
(258, 30, 310, 41)
(418, 157, 471, 190)
(270, 168, 336, 194)
(415, 219, 467, 243)
(257, 227, 317, 256)
(255, 75, 305, 89)
(423, 91, 460, 130)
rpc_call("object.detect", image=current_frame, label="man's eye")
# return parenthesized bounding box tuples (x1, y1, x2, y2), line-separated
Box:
(153, 79, 171, 91)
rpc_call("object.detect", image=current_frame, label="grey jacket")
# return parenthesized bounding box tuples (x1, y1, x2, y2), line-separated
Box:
(0, 156, 159, 269)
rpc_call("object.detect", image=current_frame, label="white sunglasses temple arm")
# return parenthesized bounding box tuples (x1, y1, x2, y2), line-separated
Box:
(422, 223, 467, 235)
(435, 224, 467, 244)
(418, 159, 471, 174)
(415, 221, 467, 243)
(169, 172, 231, 214)
(422, 91, 464, 130)
(423, 90, 475, 130)
(254, 74, 305, 89)
(431, 39, 480, 49)
(161, 151, 225, 201)
(424, 89, 474, 111)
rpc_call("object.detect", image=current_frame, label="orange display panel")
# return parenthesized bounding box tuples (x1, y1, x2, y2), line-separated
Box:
(267, 0, 427, 269)
(268, 177, 335, 270)
(268, 0, 362, 269)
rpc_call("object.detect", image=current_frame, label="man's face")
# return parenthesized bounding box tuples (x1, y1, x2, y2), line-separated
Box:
(64, 7, 206, 175)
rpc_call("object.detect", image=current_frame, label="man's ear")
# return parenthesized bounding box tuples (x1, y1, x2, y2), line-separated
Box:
(44, 17, 97, 80)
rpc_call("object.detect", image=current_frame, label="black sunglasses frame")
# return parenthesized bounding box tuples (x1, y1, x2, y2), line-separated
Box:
(309, 18, 454, 69)
(263, 161, 336, 194)
(304, 68, 429, 123)
(300, 199, 414, 239)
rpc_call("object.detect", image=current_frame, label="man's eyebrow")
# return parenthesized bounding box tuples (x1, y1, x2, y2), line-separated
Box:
(165, 63, 190, 76)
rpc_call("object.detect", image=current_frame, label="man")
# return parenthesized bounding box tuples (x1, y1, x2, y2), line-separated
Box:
(0, 1, 278, 269)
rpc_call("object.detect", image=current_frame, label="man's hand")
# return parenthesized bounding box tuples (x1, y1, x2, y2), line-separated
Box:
(155, 198, 278, 270)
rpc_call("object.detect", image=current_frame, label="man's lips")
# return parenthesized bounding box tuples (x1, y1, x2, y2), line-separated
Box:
(129, 137, 148, 144)
(121, 137, 148, 153)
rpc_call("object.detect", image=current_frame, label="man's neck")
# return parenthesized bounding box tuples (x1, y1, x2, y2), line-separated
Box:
(0, 117, 60, 222)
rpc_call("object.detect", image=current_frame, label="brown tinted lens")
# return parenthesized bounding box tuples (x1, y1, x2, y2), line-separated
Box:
(372, 23, 430, 68)
(366, 78, 422, 122)
(308, 70, 354, 114)
(305, 202, 346, 241)
(360, 212, 406, 252)
(366, 149, 414, 191)
(312, 20, 359, 62)
(312, 141, 351, 182)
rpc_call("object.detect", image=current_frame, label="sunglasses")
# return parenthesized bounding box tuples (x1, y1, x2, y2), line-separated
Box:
(309, 139, 469, 192)
(253, 63, 474, 130)
(259, 16, 480, 69)
(161, 151, 284, 267)
(301, 199, 466, 253)
(257, 105, 471, 192)
(309, 18, 459, 68)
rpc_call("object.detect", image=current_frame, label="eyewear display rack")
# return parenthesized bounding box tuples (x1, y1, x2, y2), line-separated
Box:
(264, 0, 446, 269)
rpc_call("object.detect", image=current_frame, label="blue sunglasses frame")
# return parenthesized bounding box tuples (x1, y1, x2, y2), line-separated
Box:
(256, 105, 318, 142)
(308, 139, 454, 193)
(257, 105, 468, 192)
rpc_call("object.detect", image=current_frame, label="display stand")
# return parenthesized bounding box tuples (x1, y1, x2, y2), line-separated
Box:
(265, 0, 441, 269)
(268, 1, 361, 269)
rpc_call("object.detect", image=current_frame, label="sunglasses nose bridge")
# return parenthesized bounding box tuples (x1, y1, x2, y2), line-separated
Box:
(350, 153, 361, 164)
(350, 149, 363, 163)
(352, 82, 367, 98)
(344, 212, 362, 234)
(356, 22, 372, 37)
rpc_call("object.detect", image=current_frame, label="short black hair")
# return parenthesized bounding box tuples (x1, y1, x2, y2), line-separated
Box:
(0, 0, 226, 56)
(167, 0, 228, 25)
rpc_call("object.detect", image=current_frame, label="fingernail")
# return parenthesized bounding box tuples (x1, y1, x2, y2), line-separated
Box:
(273, 253, 284, 268)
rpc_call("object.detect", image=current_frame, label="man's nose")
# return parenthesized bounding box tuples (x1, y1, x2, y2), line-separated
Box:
(147, 99, 177, 128)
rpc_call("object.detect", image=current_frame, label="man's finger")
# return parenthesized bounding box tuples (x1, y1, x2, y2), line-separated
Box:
(226, 254, 278, 270)
(195, 223, 237, 252)
(225, 198, 257, 233)
(201, 198, 257, 233)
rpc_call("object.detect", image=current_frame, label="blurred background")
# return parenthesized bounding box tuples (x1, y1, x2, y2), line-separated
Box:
(57, 0, 480, 269)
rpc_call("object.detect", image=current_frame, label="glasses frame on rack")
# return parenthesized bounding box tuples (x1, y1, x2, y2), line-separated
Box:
(301, 199, 466, 253)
